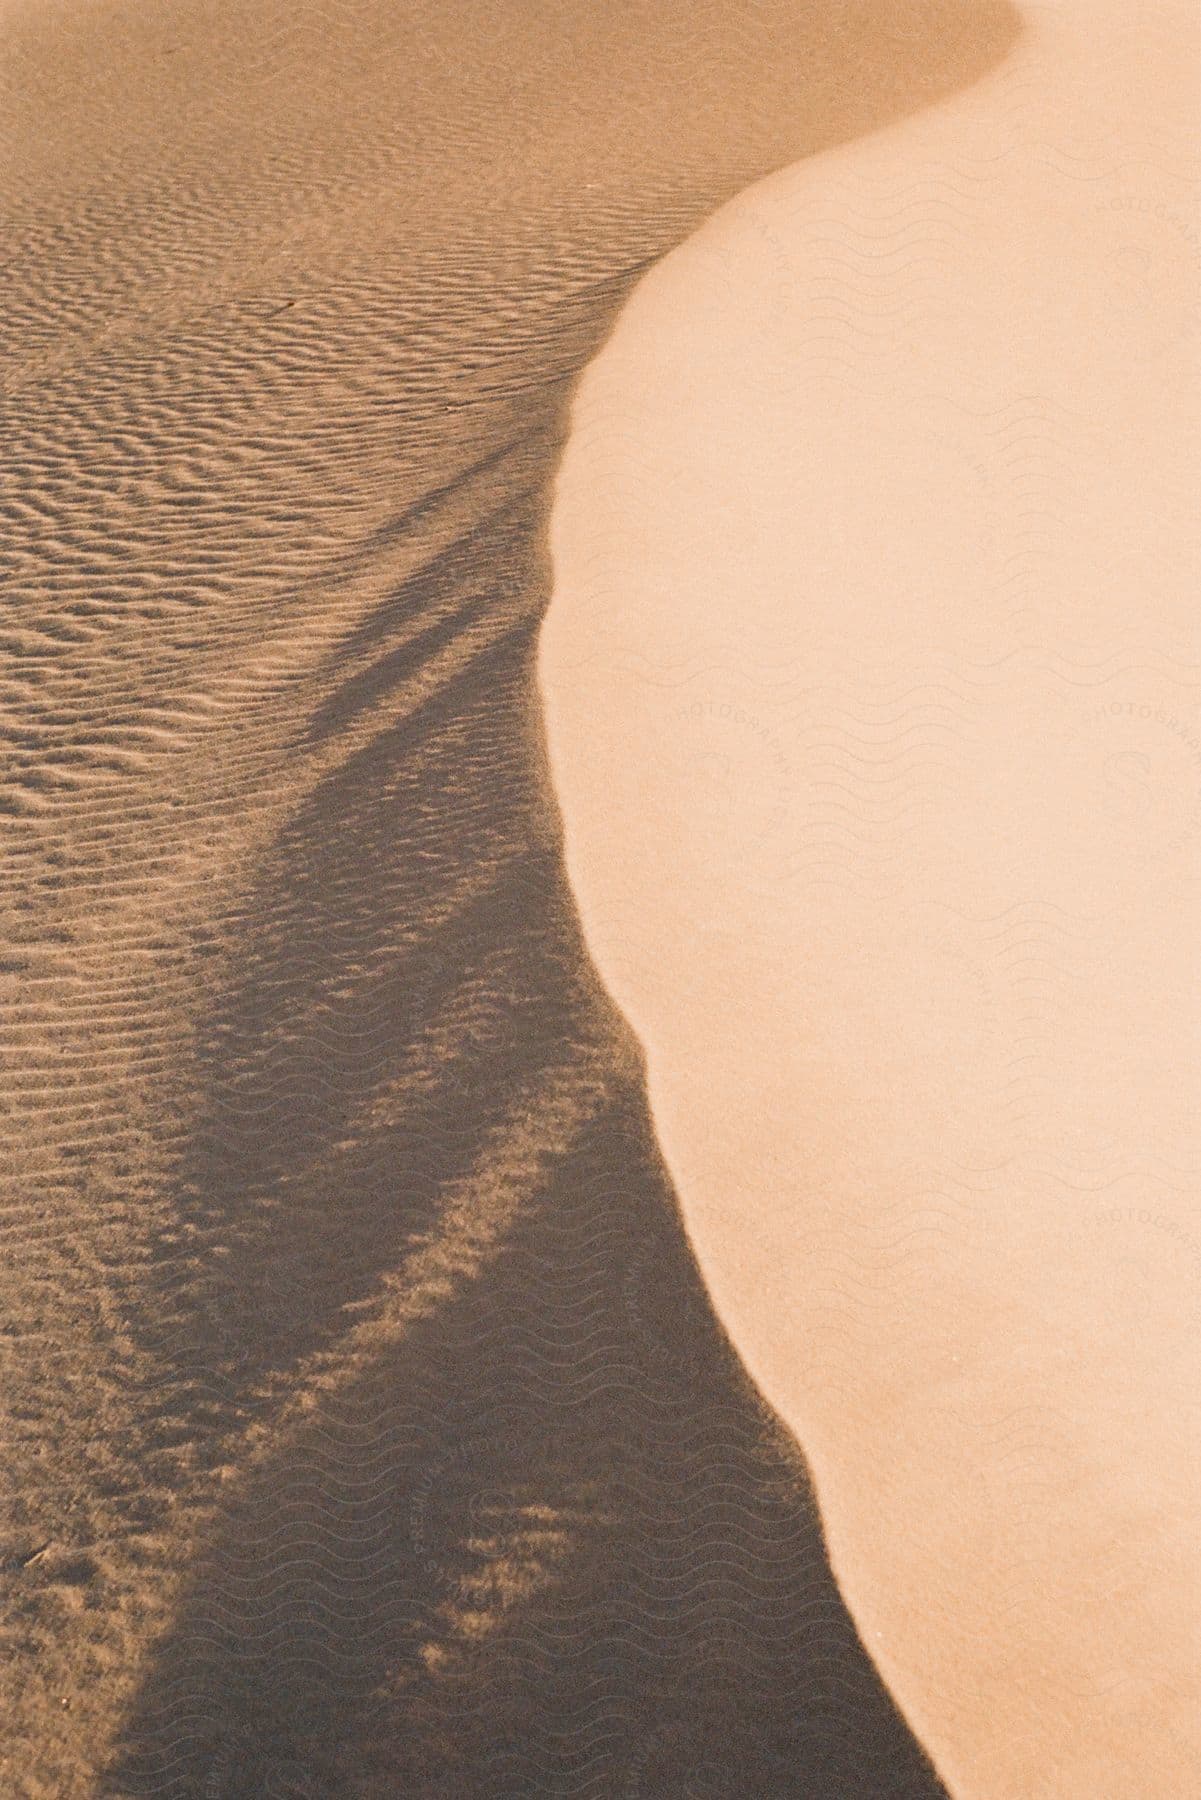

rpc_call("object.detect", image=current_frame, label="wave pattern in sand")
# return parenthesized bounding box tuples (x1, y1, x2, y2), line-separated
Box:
(0, 2, 1019, 1792)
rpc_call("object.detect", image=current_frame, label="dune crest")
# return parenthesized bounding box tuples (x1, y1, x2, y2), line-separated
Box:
(539, 4, 1200, 1795)
(1, 1, 1024, 1793)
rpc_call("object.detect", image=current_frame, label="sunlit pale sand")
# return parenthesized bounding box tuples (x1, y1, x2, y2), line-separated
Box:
(540, 3, 1200, 1795)
(1, 3, 1040, 1795)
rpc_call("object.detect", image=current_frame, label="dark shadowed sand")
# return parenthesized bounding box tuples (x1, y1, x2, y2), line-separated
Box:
(1, 4, 1019, 1795)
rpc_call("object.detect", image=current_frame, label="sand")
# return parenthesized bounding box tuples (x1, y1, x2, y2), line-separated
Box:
(539, 3, 1201, 1796)
(0, 2, 1030, 1796)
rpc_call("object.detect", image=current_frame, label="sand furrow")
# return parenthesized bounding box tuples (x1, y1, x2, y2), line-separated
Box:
(2, 2, 1024, 1793)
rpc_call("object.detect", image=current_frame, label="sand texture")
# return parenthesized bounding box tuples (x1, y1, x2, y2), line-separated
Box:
(0, 2, 1027, 1795)
(540, 4, 1201, 1795)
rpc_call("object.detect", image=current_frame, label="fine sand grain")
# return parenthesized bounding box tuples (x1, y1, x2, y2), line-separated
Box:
(541, 3, 1200, 1796)
(1, 3, 1021, 1796)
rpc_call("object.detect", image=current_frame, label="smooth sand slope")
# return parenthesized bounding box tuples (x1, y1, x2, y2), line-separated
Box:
(0, 2, 1021, 1795)
(540, 3, 1200, 1795)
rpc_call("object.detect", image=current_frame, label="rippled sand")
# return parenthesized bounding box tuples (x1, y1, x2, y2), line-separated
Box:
(0, 2, 1025, 1795)
(541, 3, 1200, 1795)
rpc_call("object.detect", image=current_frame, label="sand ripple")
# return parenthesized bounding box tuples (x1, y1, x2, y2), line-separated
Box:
(1, 2, 1017, 1792)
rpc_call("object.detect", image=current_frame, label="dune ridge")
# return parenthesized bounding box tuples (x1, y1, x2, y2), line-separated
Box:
(538, 4, 1200, 1794)
(2, 3, 1017, 1793)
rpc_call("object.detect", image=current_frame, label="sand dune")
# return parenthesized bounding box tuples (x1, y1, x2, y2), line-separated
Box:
(540, 3, 1200, 1795)
(0, 2, 1024, 1795)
